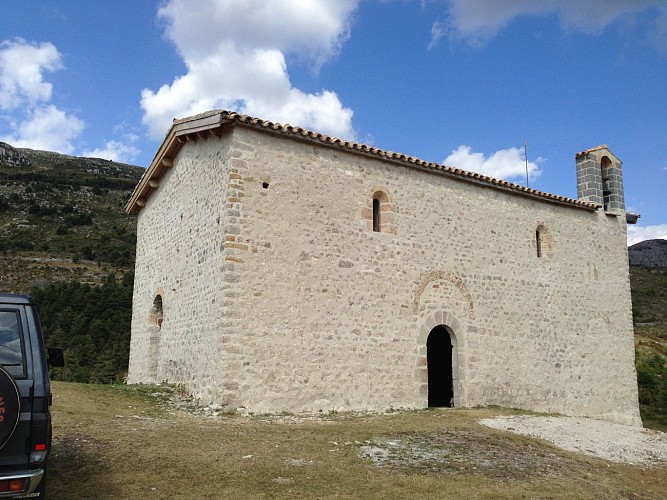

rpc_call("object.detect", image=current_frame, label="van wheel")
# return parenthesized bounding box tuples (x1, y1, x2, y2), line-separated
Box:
(0, 366, 20, 450)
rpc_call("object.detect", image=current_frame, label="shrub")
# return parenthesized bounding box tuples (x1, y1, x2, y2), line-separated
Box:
(636, 350, 667, 425)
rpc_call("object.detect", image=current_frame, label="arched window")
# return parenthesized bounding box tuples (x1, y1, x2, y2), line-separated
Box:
(150, 294, 164, 328)
(536, 229, 543, 258)
(535, 224, 552, 258)
(363, 187, 396, 234)
(147, 294, 163, 383)
(372, 197, 381, 232)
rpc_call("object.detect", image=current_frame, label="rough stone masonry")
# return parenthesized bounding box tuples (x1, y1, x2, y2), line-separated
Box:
(126, 110, 641, 426)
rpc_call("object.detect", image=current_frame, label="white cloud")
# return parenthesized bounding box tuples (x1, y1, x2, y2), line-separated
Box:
(82, 134, 141, 164)
(627, 224, 667, 246)
(1, 104, 83, 154)
(0, 38, 62, 110)
(433, 0, 666, 47)
(444, 145, 542, 181)
(158, 0, 358, 68)
(141, 0, 358, 140)
(0, 38, 84, 154)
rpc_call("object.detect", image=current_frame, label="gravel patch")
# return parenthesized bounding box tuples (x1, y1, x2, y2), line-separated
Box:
(479, 416, 667, 466)
(359, 429, 581, 479)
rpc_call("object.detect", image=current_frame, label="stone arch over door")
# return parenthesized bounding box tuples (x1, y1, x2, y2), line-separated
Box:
(416, 311, 467, 408)
(413, 271, 474, 320)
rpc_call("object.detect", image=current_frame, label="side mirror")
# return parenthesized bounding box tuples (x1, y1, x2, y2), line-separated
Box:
(47, 348, 65, 368)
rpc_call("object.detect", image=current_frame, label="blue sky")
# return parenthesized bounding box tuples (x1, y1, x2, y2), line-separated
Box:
(1, 0, 665, 244)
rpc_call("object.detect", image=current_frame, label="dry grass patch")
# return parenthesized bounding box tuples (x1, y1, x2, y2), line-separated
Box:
(48, 383, 667, 499)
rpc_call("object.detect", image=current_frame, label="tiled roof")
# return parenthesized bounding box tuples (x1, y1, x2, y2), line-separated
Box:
(126, 109, 601, 213)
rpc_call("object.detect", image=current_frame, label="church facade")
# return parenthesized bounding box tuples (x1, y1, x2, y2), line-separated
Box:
(126, 110, 641, 425)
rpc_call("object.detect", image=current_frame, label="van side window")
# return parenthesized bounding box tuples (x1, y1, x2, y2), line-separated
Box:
(0, 310, 26, 378)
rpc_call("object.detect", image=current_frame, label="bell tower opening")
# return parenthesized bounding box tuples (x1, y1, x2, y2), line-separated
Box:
(600, 155, 612, 211)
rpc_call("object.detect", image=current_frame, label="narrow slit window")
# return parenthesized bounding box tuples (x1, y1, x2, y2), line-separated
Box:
(151, 295, 164, 328)
(365, 188, 394, 234)
(535, 224, 552, 258)
(536, 229, 542, 258)
(372, 198, 381, 232)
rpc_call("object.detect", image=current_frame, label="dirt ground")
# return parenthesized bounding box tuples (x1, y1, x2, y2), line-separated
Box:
(47, 382, 667, 499)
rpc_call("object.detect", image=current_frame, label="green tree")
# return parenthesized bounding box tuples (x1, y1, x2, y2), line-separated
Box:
(31, 272, 134, 383)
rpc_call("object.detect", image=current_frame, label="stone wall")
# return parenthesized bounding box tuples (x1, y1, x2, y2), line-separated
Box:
(129, 125, 641, 426)
(127, 131, 234, 403)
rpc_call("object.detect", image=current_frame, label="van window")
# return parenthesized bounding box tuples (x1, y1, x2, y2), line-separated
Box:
(0, 310, 26, 378)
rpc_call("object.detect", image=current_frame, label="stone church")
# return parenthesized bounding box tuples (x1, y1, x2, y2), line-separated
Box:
(126, 109, 641, 425)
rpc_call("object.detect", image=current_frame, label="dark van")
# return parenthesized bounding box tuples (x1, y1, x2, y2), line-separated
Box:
(0, 294, 63, 498)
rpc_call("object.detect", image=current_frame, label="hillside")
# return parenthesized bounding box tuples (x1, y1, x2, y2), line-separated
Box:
(629, 239, 667, 268)
(0, 141, 143, 291)
(630, 265, 667, 428)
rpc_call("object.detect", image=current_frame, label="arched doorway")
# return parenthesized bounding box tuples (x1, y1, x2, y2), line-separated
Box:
(427, 325, 453, 407)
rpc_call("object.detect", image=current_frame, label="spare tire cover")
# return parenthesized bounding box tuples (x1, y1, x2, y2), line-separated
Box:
(0, 366, 20, 450)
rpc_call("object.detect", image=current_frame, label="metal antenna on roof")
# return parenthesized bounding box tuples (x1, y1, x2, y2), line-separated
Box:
(524, 140, 529, 188)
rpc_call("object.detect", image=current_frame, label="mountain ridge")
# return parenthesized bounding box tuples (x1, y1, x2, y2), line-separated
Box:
(629, 239, 667, 268)
(0, 141, 143, 292)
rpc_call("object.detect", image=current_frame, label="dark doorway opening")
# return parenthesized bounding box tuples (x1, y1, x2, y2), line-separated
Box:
(427, 325, 453, 407)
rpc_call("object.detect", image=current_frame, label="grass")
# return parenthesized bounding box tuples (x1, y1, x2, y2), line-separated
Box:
(47, 382, 667, 500)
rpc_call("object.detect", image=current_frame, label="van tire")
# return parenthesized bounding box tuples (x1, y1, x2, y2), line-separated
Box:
(0, 366, 20, 450)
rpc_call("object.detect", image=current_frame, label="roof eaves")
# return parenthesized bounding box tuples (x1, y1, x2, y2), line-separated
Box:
(125, 112, 229, 213)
